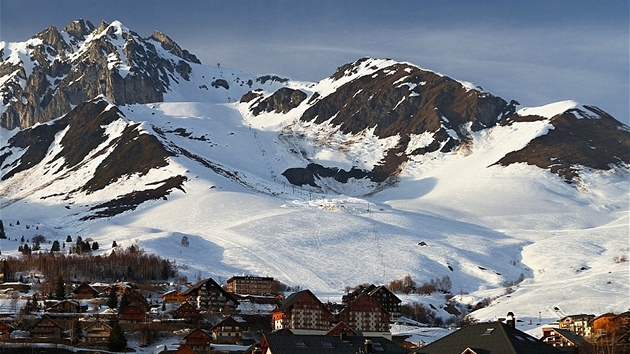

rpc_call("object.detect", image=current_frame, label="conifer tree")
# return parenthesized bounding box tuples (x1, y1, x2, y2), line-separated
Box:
(107, 288, 118, 309)
(108, 320, 127, 352)
(54, 275, 65, 300)
(0, 220, 6, 239)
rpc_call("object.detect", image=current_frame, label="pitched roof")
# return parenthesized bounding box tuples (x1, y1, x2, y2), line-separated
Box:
(274, 289, 326, 313)
(262, 333, 409, 354)
(181, 278, 239, 304)
(553, 328, 590, 346)
(414, 322, 562, 354)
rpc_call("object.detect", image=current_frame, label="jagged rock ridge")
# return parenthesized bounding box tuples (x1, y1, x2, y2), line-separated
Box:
(0, 19, 200, 130)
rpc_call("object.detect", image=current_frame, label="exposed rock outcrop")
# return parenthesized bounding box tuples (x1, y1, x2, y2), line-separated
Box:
(0, 20, 200, 130)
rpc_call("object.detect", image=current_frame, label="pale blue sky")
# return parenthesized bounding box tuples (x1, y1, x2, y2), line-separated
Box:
(1, 0, 628, 123)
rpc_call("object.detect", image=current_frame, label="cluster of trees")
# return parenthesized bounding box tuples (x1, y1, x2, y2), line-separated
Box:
(3, 245, 177, 283)
(387, 274, 452, 295)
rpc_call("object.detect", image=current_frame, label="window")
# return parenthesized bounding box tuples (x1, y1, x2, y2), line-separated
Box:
(482, 328, 495, 335)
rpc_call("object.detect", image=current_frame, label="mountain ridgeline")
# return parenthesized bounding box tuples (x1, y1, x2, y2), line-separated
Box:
(1, 20, 629, 219)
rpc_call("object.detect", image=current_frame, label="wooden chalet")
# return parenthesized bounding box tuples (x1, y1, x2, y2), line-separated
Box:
(72, 281, 99, 299)
(260, 333, 409, 354)
(119, 304, 147, 322)
(0, 320, 14, 340)
(181, 278, 239, 315)
(183, 327, 212, 352)
(162, 289, 190, 303)
(338, 293, 391, 337)
(211, 316, 243, 343)
(590, 311, 630, 349)
(30, 315, 66, 338)
(174, 301, 201, 322)
(541, 327, 589, 352)
(413, 320, 562, 354)
(83, 319, 113, 344)
(271, 289, 334, 335)
(125, 289, 150, 312)
(558, 314, 595, 337)
(46, 299, 83, 314)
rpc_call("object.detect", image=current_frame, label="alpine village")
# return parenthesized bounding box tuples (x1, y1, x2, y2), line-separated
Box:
(0, 245, 627, 353)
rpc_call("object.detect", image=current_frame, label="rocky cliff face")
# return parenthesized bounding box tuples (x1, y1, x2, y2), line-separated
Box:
(0, 20, 199, 130)
(244, 58, 629, 186)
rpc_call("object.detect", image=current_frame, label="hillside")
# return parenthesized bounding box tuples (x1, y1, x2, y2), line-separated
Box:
(0, 20, 628, 327)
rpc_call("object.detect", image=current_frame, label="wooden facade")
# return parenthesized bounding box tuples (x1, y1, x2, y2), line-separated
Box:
(182, 278, 239, 315)
(212, 316, 243, 343)
(46, 299, 82, 313)
(83, 319, 112, 344)
(183, 328, 212, 352)
(126, 290, 149, 312)
(30, 315, 66, 338)
(119, 305, 147, 322)
(72, 281, 99, 299)
(174, 301, 201, 322)
(338, 293, 390, 336)
(590, 312, 630, 348)
(161, 289, 191, 303)
(271, 289, 333, 334)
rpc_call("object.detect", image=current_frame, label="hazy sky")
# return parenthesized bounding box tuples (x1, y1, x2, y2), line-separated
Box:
(1, 0, 628, 123)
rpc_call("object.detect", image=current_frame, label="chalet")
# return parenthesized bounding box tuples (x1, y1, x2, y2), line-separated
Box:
(271, 289, 334, 335)
(174, 301, 201, 322)
(72, 281, 99, 299)
(338, 293, 391, 337)
(83, 319, 113, 344)
(181, 278, 239, 315)
(30, 315, 66, 338)
(343, 284, 402, 320)
(590, 311, 630, 349)
(162, 289, 191, 303)
(260, 333, 409, 354)
(541, 327, 589, 352)
(558, 314, 595, 337)
(46, 299, 83, 313)
(0, 320, 14, 340)
(183, 327, 212, 352)
(125, 289, 149, 312)
(413, 319, 562, 354)
(119, 305, 147, 322)
(211, 316, 243, 343)
(226, 275, 275, 296)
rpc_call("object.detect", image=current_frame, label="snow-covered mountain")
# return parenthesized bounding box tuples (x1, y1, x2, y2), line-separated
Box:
(1, 20, 628, 325)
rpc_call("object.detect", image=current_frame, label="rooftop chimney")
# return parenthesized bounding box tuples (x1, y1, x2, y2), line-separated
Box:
(506, 312, 516, 328)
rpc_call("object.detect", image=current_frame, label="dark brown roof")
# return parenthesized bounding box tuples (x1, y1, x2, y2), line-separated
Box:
(181, 278, 239, 305)
(553, 328, 590, 347)
(275, 289, 312, 312)
(263, 333, 409, 354)
(414, 322, 562, 354)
